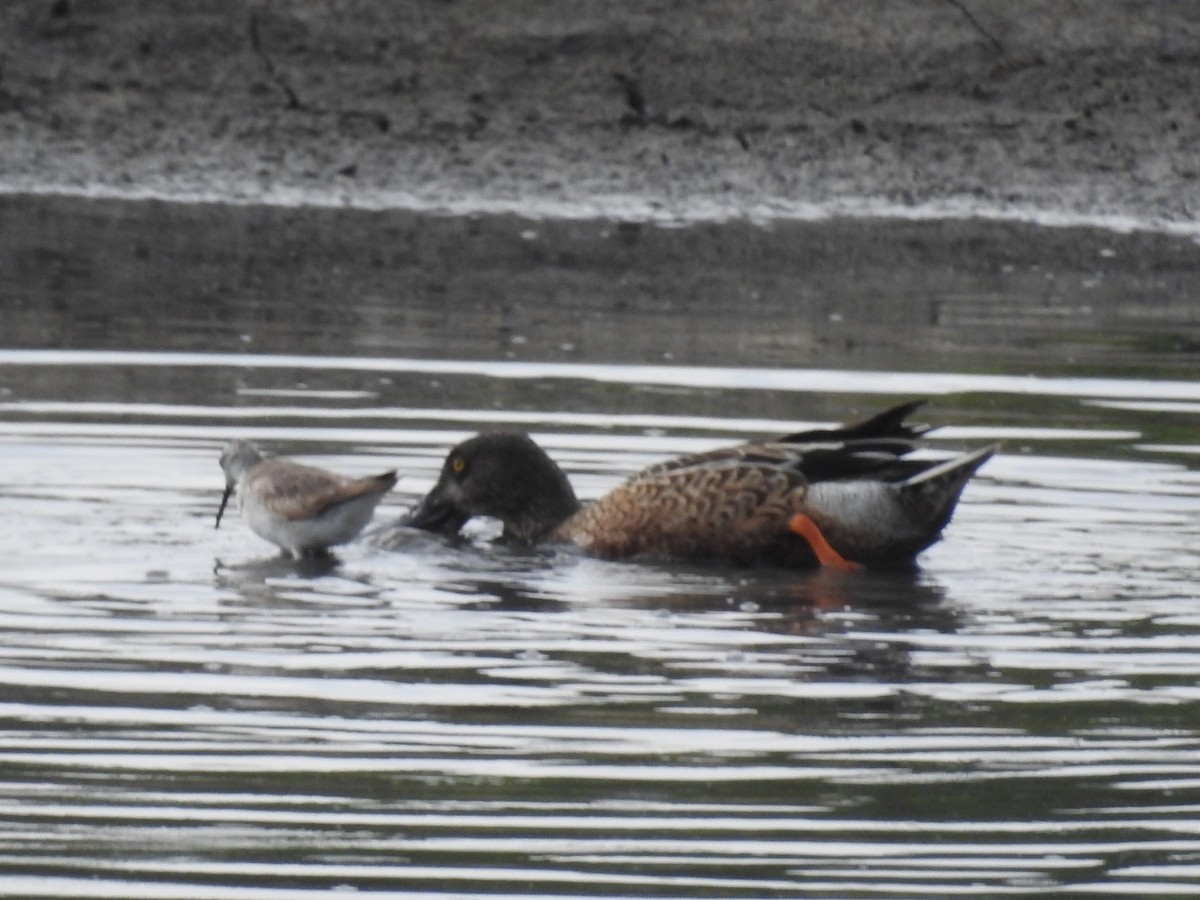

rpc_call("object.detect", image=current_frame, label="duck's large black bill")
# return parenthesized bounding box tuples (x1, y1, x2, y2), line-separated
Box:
(400, 487, 470, 536)
(215, 483, 234, 529)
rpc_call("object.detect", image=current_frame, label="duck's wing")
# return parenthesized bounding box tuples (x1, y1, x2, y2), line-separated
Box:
(636, 436, 924, 483)
(778, 442, 937, 483)
(632, 400, 930, 481)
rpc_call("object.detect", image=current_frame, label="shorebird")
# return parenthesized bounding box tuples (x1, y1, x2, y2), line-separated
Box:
(403, 401, 994, 570)
(216, 440, 397, 558)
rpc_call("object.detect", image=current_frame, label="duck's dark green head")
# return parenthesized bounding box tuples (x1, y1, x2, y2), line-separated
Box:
(404, 432, 581, 543)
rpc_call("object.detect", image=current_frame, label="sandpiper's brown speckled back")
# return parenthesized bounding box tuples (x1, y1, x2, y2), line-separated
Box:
(245, 460, 398, 521)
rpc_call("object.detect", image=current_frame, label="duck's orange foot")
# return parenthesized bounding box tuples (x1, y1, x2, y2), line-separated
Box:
(788, 514, 862, 572)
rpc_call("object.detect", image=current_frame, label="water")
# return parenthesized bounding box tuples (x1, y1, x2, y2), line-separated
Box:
(3, 195, 1200, 898)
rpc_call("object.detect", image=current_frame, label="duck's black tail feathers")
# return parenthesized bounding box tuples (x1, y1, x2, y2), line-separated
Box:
(781, 399, 930, 445)
(898, 444, 996, 533)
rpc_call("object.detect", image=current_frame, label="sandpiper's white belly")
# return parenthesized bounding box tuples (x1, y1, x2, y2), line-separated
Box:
(239, 490, 382, 556)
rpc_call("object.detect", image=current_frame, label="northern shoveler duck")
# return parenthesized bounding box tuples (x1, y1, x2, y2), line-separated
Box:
(403, 400, 994, 570)
(217, 440, 397, 558)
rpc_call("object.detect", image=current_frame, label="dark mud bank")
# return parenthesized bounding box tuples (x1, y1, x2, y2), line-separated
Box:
(5, 193, 1200, 376)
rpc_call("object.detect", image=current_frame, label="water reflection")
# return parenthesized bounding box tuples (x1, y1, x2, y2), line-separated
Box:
(3, 238, 1200, 894)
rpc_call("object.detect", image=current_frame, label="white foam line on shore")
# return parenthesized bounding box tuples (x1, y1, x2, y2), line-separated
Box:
(3, 181, 1198, 239)
(0, 400, 1142, 441)
(3, 350, 1200, 402)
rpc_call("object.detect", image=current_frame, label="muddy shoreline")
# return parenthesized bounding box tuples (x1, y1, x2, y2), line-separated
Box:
(3, 3, 1200, 377)
(2, 2, 1199, 227)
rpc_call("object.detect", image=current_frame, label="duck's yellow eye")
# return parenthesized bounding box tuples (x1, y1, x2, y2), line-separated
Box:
(451, 455, 467, 475)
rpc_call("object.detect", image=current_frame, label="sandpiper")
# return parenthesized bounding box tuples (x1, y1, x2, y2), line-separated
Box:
(217, 439, 397, 558)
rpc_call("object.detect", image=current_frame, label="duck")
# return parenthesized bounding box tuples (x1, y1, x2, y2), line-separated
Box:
(217, 440, 397, 558)
(402, 400, 994, 570)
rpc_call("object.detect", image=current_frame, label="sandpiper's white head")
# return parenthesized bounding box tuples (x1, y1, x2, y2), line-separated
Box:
(219, 439, 265, 485)
(216, 439, 265, 528)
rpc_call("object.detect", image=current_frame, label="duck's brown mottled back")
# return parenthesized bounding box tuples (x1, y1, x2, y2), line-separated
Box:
(557, 461, 818, 566)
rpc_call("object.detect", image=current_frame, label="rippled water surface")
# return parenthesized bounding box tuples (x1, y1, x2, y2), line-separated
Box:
(4, 198, 1200, 898)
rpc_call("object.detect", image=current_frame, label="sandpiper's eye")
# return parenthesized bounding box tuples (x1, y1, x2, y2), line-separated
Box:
(450, 455, 467, 475)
